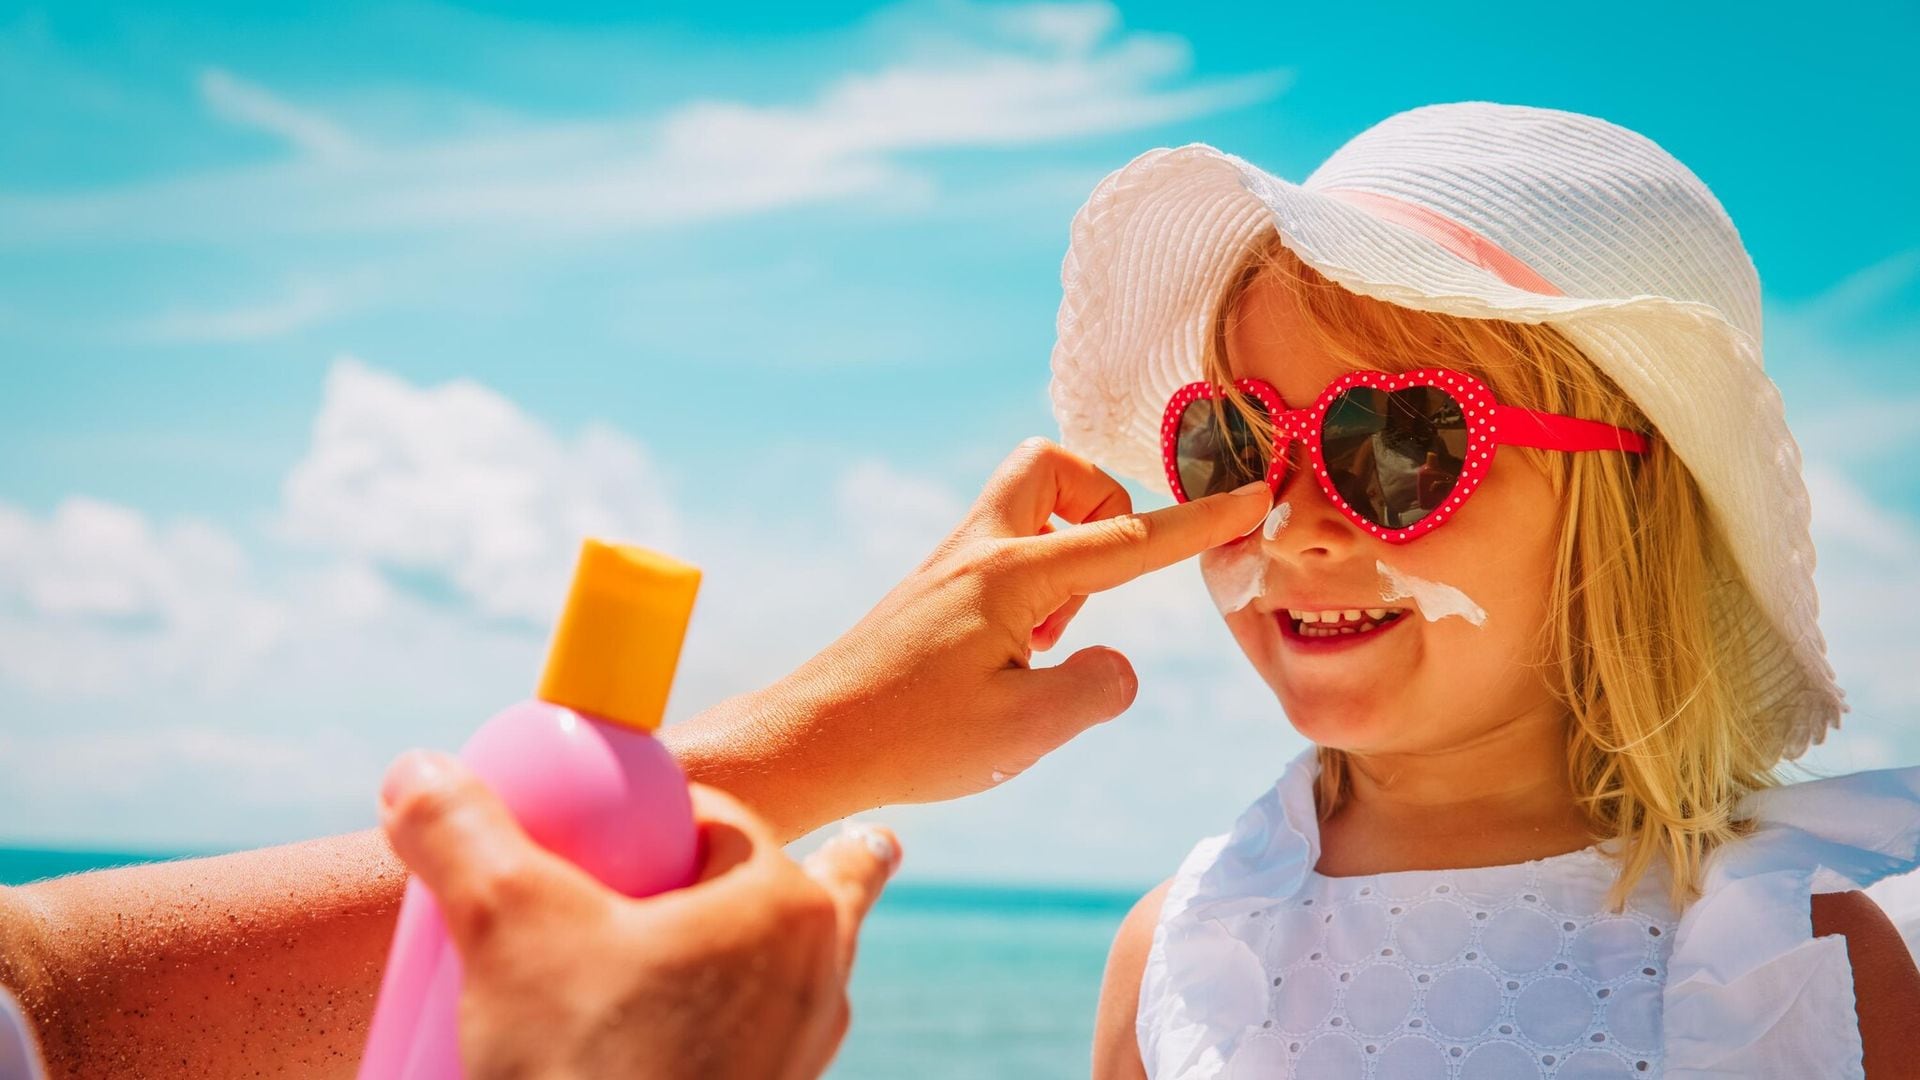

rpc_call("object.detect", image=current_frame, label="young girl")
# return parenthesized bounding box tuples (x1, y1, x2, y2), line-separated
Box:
(1048, 103, 1920, 1078)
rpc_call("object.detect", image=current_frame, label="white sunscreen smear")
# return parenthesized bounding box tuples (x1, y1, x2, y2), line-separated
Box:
(1199, 539, 1269, 614)
(1261, 501, 1292, 540)
(1375, 559, 1488, 627)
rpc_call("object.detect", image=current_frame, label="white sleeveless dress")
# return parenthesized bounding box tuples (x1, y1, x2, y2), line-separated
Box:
(1138, 745, 1920, 1079)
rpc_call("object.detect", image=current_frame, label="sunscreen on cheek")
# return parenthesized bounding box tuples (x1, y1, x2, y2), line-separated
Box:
(1200, 539, 1269, 615)
(1376, 558, 1488, 626)
(359, 540, 702, 1080)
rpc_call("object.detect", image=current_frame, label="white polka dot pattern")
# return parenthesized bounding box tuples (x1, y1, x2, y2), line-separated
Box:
(1227, 850, 1676, 1078)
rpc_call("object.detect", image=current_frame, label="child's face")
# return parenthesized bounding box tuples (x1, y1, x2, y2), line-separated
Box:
(1209, 271, 1566, 755)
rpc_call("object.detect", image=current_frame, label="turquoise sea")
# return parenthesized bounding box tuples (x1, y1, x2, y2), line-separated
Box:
(0, 848, 1132, 1077)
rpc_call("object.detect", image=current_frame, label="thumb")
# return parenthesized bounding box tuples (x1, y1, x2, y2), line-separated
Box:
(379, 749, 598, 952)
(802, 821, 902, 976)
(1013, 645, 1139, 744)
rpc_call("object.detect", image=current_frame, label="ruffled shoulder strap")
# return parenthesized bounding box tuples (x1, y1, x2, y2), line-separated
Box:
(1137, 747, 1321, 1079)
(1663, 763, 1920, 1079)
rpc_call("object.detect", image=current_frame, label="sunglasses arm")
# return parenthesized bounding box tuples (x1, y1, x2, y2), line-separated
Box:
(1492, 405, 1653, 454)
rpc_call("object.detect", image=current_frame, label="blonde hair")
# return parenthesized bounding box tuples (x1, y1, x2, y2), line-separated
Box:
(1204, 231, 1788, 913)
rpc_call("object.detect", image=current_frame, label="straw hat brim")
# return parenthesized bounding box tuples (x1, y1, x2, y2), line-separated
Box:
(1048, 143, 1846, 761)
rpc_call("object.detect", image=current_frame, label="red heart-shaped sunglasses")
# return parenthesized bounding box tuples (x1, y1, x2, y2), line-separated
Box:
(1162, 367, 1654, 543)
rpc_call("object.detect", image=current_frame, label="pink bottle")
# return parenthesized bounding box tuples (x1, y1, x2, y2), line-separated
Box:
(358, 539, 704, 1080)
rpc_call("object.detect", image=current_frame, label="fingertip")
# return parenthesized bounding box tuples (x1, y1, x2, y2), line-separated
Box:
(805, 819, 902, 917)
(1226, 482, 1274, 534)
(803, 820, 899, 876)
(686, 782, 757, 826)
(380, 749, 461, 814)
(1103, 648, 1139, 713)
(842, 821, 901, 876)
(1083, 645, 1137, 717)
(692, 818, 758, 885)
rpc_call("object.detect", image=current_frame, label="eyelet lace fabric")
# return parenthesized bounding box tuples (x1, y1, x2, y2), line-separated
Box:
(1224, 849, 1675, 1078)
(1138, 745, 1920, 1080)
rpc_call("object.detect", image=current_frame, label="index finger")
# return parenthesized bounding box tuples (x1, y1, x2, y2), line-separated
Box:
(1010, 481, 1272, 599)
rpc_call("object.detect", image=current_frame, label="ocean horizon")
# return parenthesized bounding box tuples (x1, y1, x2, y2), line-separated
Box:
(1, 846, 1135, 1077)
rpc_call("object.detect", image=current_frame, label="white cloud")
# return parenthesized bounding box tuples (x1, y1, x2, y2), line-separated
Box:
(0, 496, 284, 696)
(833, 458, 970, 571)
(988, 1, 1118, 54)
(0, 720, 395, 848)
(199, 67, 360, 162)
(1800, 463, 1920, 748)
(656, 23, 1282, 162)
(1764, 254, 1920, 774)
(1766, 246, 1920, 459)
(280, 356, 682, 623)
(0, 1, 1287, 246)
(1791, 392, 1920, 466)
(1786, 246, 1919, 329)
(134, 278, 348, 342)
(0, 723, 378, 807)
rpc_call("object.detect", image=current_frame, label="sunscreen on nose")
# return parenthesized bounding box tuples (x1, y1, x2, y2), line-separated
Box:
(358, 539, 702, 1080)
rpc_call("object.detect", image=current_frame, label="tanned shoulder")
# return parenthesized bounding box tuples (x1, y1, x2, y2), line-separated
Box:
(1811, 889, 1920, 1080)
(1092, 877, 1174, 1080)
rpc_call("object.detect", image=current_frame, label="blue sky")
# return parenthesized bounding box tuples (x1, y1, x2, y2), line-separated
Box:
(1, 0, 1916, 886)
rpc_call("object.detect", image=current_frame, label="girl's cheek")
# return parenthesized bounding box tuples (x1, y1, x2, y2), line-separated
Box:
(1198, 538, 1269, 615)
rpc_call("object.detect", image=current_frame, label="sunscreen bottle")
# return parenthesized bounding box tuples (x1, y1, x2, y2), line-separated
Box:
(357, 539, 702, 1080)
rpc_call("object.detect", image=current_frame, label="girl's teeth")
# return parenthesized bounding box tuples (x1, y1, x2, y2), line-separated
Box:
(1289, 607, 1404, 628)
(1300, 619, 1379, 638)
(1289, 607, 1408, 638)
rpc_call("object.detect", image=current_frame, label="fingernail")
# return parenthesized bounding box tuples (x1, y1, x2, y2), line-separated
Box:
(1228, 482, 1273, 537)
(381, 749, 454, 810)
(841, 820, 900, 871)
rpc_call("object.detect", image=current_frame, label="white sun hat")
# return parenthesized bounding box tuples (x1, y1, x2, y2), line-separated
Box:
(1048, 100, 1845, 762)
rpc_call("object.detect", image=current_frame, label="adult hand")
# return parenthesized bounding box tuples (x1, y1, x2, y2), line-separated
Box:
(379, 750, 898, 1080)
(666, 436, 1273, 840)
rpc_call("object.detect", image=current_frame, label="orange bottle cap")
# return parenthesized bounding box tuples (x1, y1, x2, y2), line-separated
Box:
(536, 539, 701, 732)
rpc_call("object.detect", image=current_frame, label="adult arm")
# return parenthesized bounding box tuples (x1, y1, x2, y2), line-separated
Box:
(0, 438, 1271, 1078)
(661, 438, 1272, 841)
(1092, 878, 1171, 1080)
(1810, 889, 1920, 1080)
(0, 829, 405, 1079)
(0, 750, 904, 1080)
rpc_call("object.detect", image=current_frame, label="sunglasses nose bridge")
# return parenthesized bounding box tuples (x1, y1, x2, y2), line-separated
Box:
(1269, 407, 1314, 466)
(1271, 407, 1315, 436)
(1261, 411, 1315, 499)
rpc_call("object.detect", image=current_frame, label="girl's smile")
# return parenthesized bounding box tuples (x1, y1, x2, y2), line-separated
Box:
(1272, 604, 1410, 648)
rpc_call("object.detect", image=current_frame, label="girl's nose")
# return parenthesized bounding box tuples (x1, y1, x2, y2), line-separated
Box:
(1264, 441, 1367, 561)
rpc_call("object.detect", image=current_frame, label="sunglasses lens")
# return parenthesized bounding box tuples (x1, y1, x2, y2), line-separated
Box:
(1175, 394, 1274, 500)
(1320, 385, 1467, 530)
